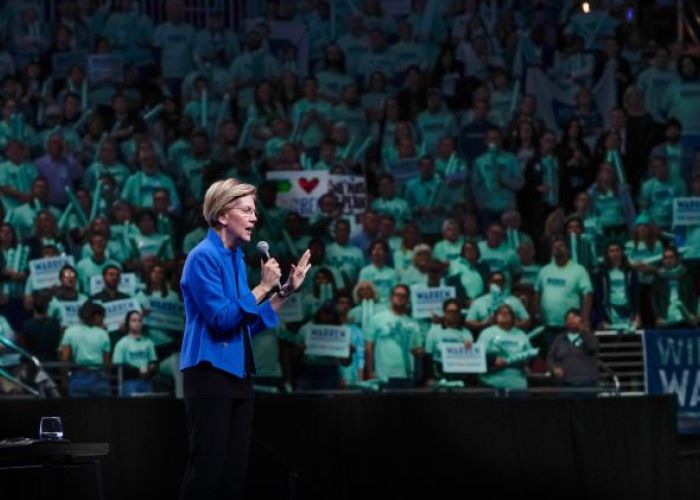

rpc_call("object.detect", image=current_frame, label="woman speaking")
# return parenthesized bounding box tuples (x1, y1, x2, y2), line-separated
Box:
(178, 179, 311, 499)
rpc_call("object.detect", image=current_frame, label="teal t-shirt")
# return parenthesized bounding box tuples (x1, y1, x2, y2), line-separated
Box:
(447, 257, 485, 300)
(60, 324, 111, 366)
(371, 196, 412, 229)
(367, 309, 422, 381)
(326, 242, 366, 284)
(467, 293, 529, 322)
(471, 149, 523, 212)
(112, 334, 157, 371)
(433, 238, 464, 263)
(424, 325, 473, 362)
(291, 98, 332, 148)
(358, 264, 399, 303)
(592, 189, 625, 228)
(476, 325, 531, 390)
(608, 269, 628, 307)
(535, 260, 593, 327)
(640, 177, 686, 229)
(0, 161, 37, 212)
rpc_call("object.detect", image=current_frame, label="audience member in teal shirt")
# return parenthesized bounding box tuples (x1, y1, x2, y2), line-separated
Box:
(476, 304, 534, 390)
(357, 29, 395, 86)
(291, 77, 332, 149)
(100, 0, 154, 66)
(433, 219, 464, 264)
(434, 137, 469, 209)
(587, 163, 627, 235)
(424, 299, 473, 380)
(366, 284, 423, 383)
(332, 83, 367, 143)
(82, 140, 130, 193)
(447, 240, 489, 304)
(639, 156, 686, 230)
(0, 139, 37, 212)
(121, 147, 180, 213)
(471, 129, 524, 224)
(403, 156, 449, 238)
(325, 219, 365, 285)
(178, 131, 212, 204)
(478, 223, 522, 290)
(316, 44, 354, 104)
(359, 240, 399, 304)
(182, 77, 228, 134)
(416, 89, 457, 155)
(371, 174, 412, 229)
(636, 47, 679, 122)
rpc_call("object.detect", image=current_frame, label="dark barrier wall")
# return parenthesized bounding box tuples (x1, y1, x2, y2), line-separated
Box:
(0, 394, 686, 500)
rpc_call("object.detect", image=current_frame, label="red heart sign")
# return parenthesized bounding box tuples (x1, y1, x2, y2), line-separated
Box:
(298, 177, 320, 194)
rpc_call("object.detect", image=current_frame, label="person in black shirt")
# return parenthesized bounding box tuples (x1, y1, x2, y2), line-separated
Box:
(21, 292, 61, 362)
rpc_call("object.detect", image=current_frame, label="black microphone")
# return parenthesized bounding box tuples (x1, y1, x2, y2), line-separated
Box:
(256, 241, 282, 292)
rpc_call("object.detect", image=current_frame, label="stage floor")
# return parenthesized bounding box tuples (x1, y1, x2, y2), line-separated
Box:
(0, 393, 695, 500)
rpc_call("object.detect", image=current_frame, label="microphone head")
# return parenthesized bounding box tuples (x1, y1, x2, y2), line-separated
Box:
(256, 241, 270, 258)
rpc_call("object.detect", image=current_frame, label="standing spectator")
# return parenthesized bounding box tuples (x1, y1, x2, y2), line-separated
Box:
(446, 240, 489, 307)
(592, 242, 640, 330)
(47, 264, 87, 330)
(153, 0, 195, 95)
(424, 298, 473, 382)
(366, 284, 423, 384)
(637, 47, 678, 123)
(534, 236, 593, 349)
(112, 310, 157, 396)
(557, 119, 593, 211)
(471, 128, 523, 227)
(290, 77, 332, 152)
(663, 55, 700, 149)
(0, 139, 37, 213)
(433, 219, 464, 264)
(625, 214, 664, 327)
(650, 119, 695, 187)
(639, 156, 686, 231)
(477, 223, 521, 289)
(59, 301, 111, 397)
(34, 133, 82, 208)
(358, 240, 398, 303)
(465, 271, 530, 334)
(651, 246, 698, 328)
(403, 156, 448, 242)
(476, 304, 534, 391)
(21, 292, 61, 362)
(547, 309, 599, 387)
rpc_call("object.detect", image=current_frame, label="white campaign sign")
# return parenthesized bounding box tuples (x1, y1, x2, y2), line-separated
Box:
(143, 297, 184, 331)
(440, 343, 487, 373)
(410, 286, 456, 319)
(278, 293, 304, 323)
(673, 197, 700, 227)
(28, 256, 75, 290)
(101, 298, 141, 331)
(90, 273, 138, 296)
(305, 325, 350, 358)
(267, 170, 330, 216)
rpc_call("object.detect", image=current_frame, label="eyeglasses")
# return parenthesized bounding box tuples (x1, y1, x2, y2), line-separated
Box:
(230, 206, 259, 218)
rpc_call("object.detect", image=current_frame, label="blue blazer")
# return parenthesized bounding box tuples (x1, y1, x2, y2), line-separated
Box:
(179, 229, 278, 377)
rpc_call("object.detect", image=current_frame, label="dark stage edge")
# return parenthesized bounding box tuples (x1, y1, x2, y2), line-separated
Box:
(0, 394, 696, 500)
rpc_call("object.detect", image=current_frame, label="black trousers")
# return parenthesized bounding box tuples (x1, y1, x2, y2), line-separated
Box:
(179, 397, 255, 500)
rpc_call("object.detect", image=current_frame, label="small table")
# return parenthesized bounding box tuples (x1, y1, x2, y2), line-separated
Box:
(0, 441, 109, 499)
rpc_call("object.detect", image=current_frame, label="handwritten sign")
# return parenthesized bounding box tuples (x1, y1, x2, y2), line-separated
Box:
(329, 174, 367, 215)
(440, 344, 487, 373)
(278, 293, 304, 323)
(101, 298, 141, 331)
(143, 297, 184, 331)
(28, 255, 75, 290)
(305, 325, 350, 358)
(673, 197, 700, 227)
(90, 273, 138, 296)
(410, 286, 456, 319)
(267, 170, 330, 216)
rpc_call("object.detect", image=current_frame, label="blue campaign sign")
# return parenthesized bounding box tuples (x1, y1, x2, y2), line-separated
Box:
(643, 330, 700, 434)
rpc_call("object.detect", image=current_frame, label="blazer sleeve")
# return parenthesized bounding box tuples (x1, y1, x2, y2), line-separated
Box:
(184, 250, 259, 337)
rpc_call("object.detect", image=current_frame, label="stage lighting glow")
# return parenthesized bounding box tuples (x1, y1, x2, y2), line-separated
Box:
(582, 2, 590, 13)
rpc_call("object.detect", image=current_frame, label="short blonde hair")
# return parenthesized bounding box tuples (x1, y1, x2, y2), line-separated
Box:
(202, 178, 256, 228)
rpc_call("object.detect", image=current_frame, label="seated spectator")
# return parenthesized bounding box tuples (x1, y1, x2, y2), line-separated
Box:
(547, 309, 599, 387)
(651, 246, 698, 328)
(476, 304, 534, 391)
(59, 301, 111, 397)
(112, 310, 157, 396)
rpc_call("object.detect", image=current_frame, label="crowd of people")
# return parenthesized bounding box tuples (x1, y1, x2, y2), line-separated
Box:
(0, 0, 697, 397)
